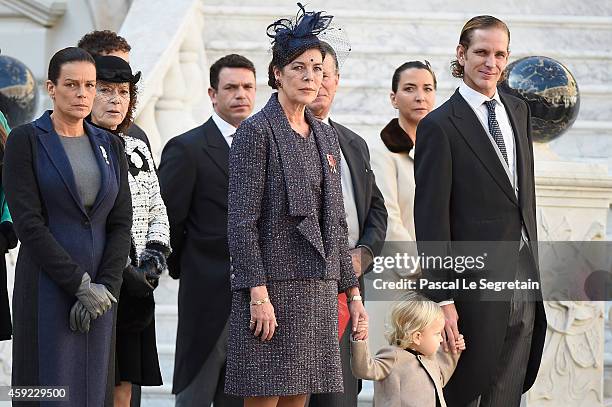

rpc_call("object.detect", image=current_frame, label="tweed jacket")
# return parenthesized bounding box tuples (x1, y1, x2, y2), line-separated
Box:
(119, 133, 170, 261)
(351, 340, 460, 407)
(227, 93, 358, 292)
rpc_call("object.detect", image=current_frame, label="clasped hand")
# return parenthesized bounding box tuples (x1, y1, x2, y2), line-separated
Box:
(69, 273, 116, 333)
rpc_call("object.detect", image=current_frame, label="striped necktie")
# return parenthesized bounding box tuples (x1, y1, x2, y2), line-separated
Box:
(484, 100, 508, 165)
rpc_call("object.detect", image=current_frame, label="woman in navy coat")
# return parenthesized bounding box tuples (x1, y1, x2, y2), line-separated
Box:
(3, 47, 132, 406)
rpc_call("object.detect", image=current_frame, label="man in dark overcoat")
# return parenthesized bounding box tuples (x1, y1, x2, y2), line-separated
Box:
(308, 42, 388, 407)
(414, 15, 547, 407)
(158, 54, 256, 407)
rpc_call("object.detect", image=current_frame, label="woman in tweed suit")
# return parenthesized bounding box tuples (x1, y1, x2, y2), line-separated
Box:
(225, 4, 368, 406)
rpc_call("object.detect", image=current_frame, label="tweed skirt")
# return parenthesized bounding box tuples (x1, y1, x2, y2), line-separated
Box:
(224, 279, 344, 397)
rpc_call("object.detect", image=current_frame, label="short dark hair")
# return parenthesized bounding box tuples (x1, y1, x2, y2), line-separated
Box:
(450, 15, 510, 79)
(267, 43, 326, 89)
(319, 42, 339, 72)
(78, 30, 131, 57)
(391, 60, 437, 93)
(209, 54, 256, 90)
(48, 47, 95, 84)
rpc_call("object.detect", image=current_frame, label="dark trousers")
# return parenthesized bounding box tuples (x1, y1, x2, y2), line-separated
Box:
(463, 247, 537, 407)
(308, 324, 359, 407)
(175, 321, 242, 407)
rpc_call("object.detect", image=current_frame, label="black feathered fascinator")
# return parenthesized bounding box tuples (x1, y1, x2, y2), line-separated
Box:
(266, 3, 334, 67)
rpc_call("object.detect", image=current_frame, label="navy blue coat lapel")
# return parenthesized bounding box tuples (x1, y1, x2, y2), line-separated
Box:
(262, 95, 325, 259)
(449, 90, 518, 205)
(85, 120, 112, 215)
(35, 112, 88, 216)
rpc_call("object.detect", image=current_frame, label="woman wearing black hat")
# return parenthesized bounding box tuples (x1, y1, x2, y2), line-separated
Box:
(225, 4, 368, 406)
(4, 47, 132, 406)
(89, 55, 170, 407)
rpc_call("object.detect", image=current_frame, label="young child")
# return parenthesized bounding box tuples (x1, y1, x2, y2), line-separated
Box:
(351, 292, 465, 407)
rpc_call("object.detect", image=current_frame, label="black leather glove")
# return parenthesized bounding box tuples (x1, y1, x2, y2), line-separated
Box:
(122, 265, 155, 298)
(75, 273, 116, 319)
(69, 301, 91, 333)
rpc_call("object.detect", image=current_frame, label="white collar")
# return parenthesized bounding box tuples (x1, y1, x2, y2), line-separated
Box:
(211, 111, 237, 138)
(321, 116, 330, 125)
(458, 81, 503, 110)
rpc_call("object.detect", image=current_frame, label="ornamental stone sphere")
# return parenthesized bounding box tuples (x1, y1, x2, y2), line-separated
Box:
(0, 55, 39, 128)
(499, 56, 579, 143)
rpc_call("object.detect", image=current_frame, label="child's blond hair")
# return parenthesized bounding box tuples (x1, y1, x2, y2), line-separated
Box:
(385, 291, 444, 348)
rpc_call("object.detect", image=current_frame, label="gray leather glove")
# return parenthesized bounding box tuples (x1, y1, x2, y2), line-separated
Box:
(69, 301, 91, 333)
(75, 273, 116, 319)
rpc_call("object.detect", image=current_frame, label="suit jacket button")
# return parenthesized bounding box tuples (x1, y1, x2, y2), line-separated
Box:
(230, 273, 235, 279)
(83, 219, 90, 228)
(230, 265, 234, 272)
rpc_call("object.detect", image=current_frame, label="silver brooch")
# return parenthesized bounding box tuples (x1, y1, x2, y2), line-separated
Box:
(99, 145, 110, 165)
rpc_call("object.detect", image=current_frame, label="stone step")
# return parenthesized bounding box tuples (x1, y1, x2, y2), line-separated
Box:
(141, 385, 174, 407)
(155, 304, 178, 347)
(201, 6, 612, 53)
(205, 41, 612, 87)
(157, 343, 175, 387)
(201, 1, 612, 17)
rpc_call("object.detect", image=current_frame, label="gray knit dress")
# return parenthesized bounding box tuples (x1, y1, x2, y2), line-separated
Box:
(225, 130, 344, 397)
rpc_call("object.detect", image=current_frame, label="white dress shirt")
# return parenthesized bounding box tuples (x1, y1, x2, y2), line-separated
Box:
(211, 112, 237, 147)
(458, 81, 516, 182)
(322, 116, 360, 249)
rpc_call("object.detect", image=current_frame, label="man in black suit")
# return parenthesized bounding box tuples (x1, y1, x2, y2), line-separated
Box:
(308, 42, 387, 407)
(158, 54, 255, 407)
(414, 16, 546, 407)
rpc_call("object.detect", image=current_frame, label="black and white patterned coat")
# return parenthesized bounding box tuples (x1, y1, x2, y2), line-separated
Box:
(120, 133, 170, 264)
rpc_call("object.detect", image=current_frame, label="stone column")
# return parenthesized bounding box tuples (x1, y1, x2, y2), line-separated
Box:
(527, 145, 612, 406)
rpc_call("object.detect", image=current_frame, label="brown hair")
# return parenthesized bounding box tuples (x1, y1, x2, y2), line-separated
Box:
(450, 15, 510, 79)
(78, 30, 131, 57)
(119, 81, 138, 134)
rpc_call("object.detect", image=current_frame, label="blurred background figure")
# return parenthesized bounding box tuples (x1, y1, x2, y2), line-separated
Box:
(0, 109, 18, 343)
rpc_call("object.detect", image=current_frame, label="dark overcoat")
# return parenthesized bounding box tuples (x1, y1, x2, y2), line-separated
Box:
(158, 118, 233, 394)
(3, 111, 132, 407)
(414, 90, 547, 406)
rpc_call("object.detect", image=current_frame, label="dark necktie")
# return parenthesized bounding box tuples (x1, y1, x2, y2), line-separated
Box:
(484, 100, 508, 165)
